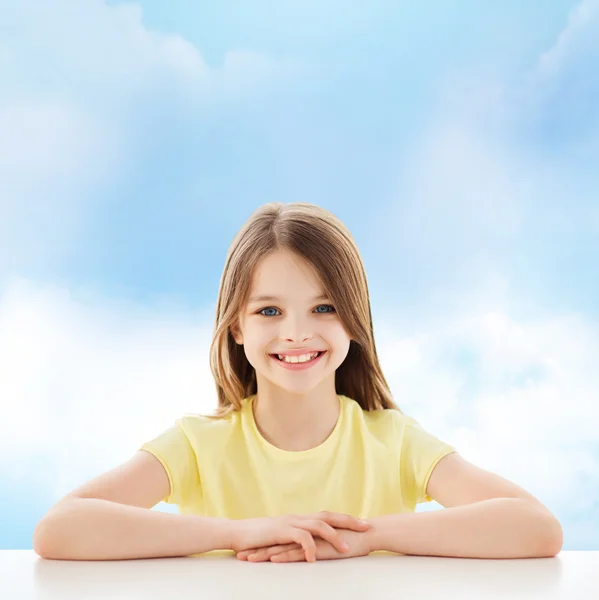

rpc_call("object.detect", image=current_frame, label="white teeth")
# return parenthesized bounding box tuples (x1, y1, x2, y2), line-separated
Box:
(277, 352, 320, 363)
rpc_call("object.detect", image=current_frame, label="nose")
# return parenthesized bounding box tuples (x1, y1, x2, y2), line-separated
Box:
(280, 313, 313, 344)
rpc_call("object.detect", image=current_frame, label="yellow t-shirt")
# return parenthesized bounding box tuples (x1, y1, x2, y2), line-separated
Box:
(139, 394, 456, 521)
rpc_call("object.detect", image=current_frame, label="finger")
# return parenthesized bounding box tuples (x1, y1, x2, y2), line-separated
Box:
(316, 511, 371, 532)
(247, 550, 270, 562)
(292, 529, 316, 563)
(271, 548, 306, 563)
(295, 519, 349, 554)
(247, 544, 299, 562)
(239, 541, 302, 561)
(237, 547, 269, 560)
(264, 543, 300, 557)
(247, 548, 277, 562)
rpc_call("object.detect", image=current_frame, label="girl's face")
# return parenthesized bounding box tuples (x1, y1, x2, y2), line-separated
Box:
(233, 249, 351, 396)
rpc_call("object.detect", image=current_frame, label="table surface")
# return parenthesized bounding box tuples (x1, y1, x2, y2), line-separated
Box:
(1, 550, 596, 599)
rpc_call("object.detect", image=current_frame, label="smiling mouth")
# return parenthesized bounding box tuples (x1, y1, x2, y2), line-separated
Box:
(270, 351, 325, 362)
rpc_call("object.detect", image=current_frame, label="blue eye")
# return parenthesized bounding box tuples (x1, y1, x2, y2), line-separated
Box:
(315, 304, 336, 314)
(258, 304, 336, 317)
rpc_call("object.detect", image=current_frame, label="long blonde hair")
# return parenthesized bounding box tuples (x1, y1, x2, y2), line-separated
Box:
(207, 202, 401, 418)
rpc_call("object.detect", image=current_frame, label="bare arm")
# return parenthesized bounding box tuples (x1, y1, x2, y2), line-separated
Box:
(33, 450, 231, 560)
(33, 497, 231, 560)
(368, 497, 562, 559)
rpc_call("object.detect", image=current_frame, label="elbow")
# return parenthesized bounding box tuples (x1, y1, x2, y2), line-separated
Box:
(33, 518, 61, 560)
(33, 520, 53, 559)
(33, 522, 50, 558)
(539, 516, 563, 557)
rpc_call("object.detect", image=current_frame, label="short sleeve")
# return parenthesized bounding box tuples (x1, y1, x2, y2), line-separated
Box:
(398, 414, 456, 505)
(139, 419, 202, 507)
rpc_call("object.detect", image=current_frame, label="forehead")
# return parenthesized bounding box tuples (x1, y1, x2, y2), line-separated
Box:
(248, 250, 323, 294)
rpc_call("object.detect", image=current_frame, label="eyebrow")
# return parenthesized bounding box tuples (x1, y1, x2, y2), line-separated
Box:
(248, 293, 330, 304)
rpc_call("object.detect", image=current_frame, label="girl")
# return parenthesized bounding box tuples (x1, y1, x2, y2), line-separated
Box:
(33, 202, 563, 563)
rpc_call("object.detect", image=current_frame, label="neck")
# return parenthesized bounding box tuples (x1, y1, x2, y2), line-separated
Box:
(252, 385, 340, 452)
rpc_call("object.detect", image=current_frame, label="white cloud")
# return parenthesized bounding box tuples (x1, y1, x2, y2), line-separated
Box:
(391, 114, 526, 244)
(0, 276, 217, 499)
(2, 1, 208, 94)
(380, 0, 598, 328)
(537, 0, 599, 76)
(0, 0, 294, 276)
(378, 309, 599, 532)
(0, 1, 208, 182)
(531, 0, 599, 149)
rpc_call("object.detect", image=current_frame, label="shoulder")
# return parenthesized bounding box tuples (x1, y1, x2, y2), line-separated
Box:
(157, 409, 241, 460)
(346, 398, 447, 447)
(343, 396, 411, 438)
(176, 405, 243, 439)
(349, 398, 415, 432)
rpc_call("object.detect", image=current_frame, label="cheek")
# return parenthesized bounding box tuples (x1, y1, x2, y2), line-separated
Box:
(330, 324, 352, 347)
(331, 332, 352, 363)
(240, 328, 270, 364)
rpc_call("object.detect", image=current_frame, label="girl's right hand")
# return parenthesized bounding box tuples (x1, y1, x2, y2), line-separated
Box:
(227, 511, 371, 562)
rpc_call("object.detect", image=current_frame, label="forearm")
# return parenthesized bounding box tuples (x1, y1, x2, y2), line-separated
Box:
(33, 497, 232, 560)
(369, 498, 563, 559)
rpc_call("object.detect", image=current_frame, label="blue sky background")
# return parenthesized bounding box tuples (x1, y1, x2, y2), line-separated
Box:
(1, 0, 598, 551)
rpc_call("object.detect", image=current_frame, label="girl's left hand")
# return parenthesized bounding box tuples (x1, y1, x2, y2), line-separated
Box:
(236, 528, 372, 563)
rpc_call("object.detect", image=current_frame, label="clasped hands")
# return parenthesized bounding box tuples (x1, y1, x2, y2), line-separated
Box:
(230, 511, 375, 563)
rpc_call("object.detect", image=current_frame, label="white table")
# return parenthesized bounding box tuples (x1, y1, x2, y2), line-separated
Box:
(1, 550, 596, 599)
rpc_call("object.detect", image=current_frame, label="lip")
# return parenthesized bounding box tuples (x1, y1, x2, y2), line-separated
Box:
(269, 350, 326, 371)
(272, 349, 326, 357)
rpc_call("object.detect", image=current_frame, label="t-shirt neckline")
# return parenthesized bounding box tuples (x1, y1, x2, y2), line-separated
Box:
(244, 394, 346, 460)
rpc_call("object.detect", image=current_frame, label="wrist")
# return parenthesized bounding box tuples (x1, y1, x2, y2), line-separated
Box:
(217, 517, 235, 551)
(365, 516, 390, 553)
(190, 515, 235, 552)
(219, 517, 237, 551)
